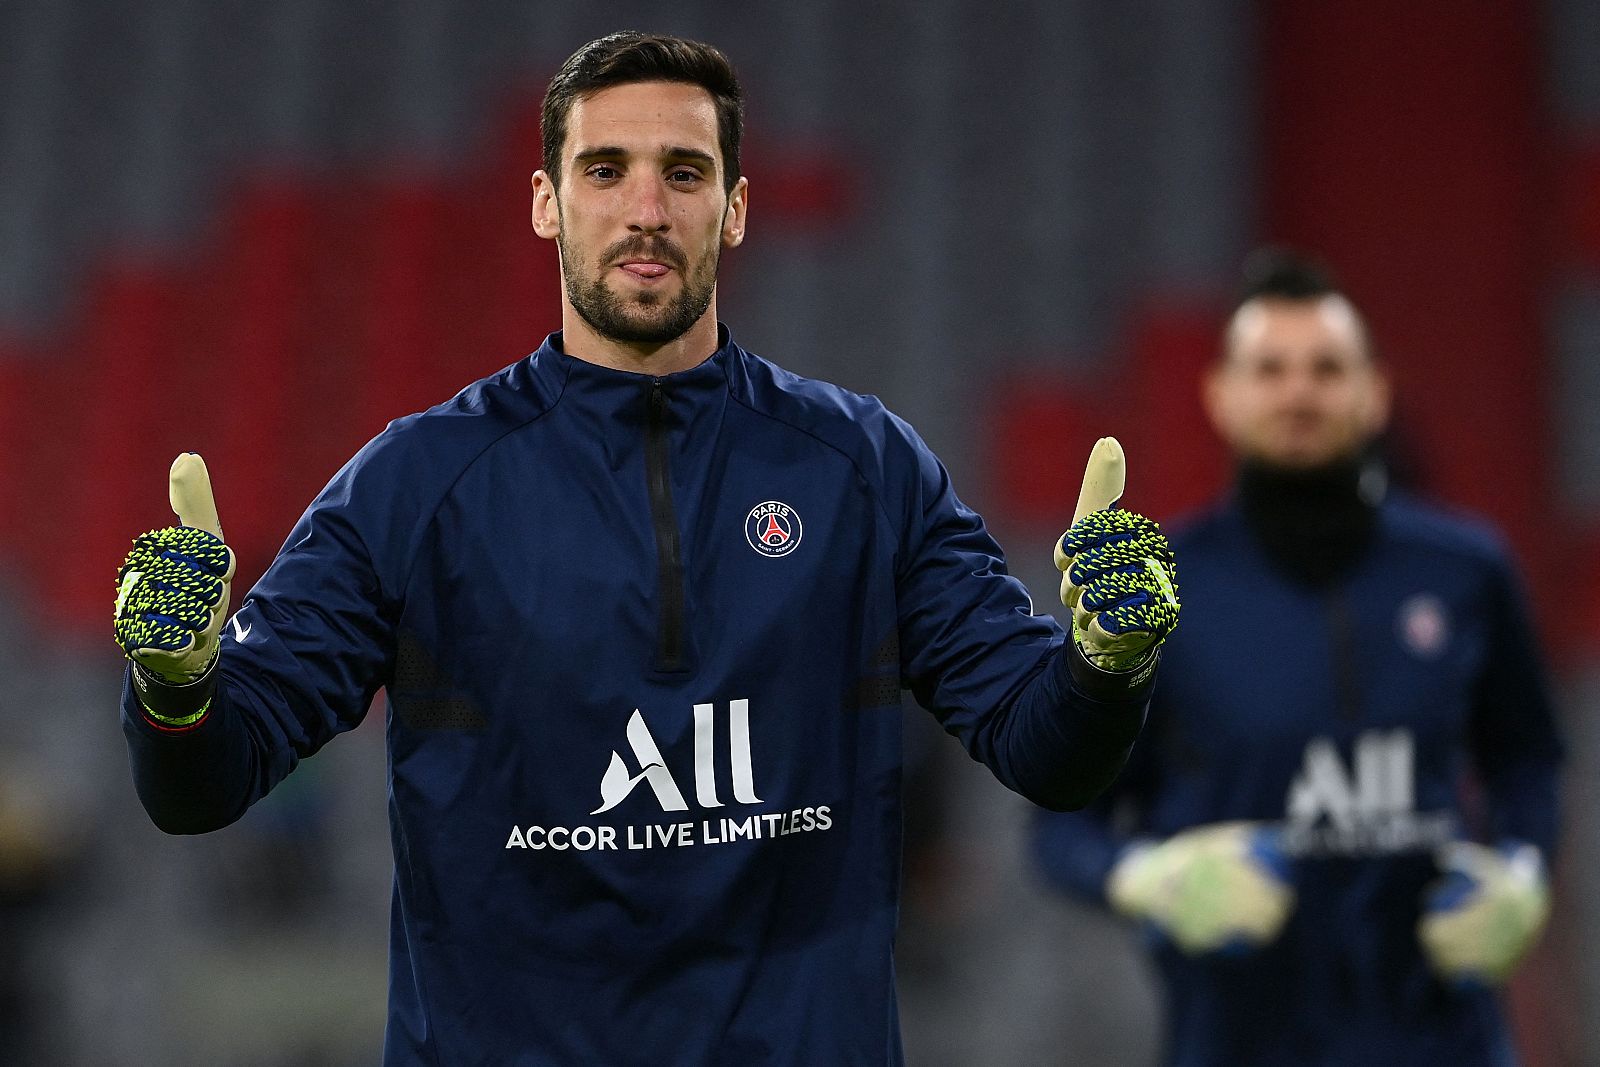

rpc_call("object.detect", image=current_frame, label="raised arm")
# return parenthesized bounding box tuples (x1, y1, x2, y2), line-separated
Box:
(114, 450, 400, 834)
(895, 434, 1178, 811)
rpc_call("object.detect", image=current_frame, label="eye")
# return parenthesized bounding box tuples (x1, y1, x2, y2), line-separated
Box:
(667, 168, 703, 185)
(586, 164, 620, 182)
(1254, 356, 1286, 381)
(1311, 353, 1347, 381)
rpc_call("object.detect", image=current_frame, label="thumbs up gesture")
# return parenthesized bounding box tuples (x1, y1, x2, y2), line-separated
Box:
(113, 454, 237, 686)
(1054, 438, 1180, 673)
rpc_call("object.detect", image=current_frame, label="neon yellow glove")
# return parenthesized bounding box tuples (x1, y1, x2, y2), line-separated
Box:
(1418, 841, 1550, 986)
(1056, 438, 1179, 672)
(113, 454, 235, 691)
(1106, 821, 1295, 956)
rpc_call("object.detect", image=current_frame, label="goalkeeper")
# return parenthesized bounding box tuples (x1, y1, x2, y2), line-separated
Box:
(110, 32, 1179, 1065)
(1033, 250, 1564, 1067)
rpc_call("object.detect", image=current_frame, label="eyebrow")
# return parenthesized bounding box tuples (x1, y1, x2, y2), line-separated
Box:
(572, 145, 717, 170)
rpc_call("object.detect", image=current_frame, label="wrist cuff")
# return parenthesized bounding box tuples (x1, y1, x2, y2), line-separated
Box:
(1066, 640, 1160, 702)
(131, 657, 219, 732)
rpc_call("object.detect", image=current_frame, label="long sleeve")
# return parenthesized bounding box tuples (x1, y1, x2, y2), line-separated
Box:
(121, 430, 422, 834)
(890, 419, 1152, 812)
(1030, 687, 1164, 902)
(1466, 550, 1565, 858)
(1032, 794, 1134, 904)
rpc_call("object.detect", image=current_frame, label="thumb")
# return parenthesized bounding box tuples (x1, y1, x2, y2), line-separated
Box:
(1072, 436, 1127, 524)
(169, 452, 224, 539)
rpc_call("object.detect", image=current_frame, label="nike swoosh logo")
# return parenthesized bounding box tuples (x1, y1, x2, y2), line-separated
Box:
(231, 615, 252, 643)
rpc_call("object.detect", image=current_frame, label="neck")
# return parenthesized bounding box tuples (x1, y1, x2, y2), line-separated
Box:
(558, 298, 722, 376)
(1235, 450, 1385, 588)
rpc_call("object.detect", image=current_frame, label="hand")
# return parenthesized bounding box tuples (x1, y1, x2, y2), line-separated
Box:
(1106, 821, 1295, 956)
(113, 454, 236, 685)
(1418, 840, 1550, 986)
(1055, 438, 1179, 672)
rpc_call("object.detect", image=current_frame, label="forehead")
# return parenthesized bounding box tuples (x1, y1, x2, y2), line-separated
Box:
(564, 80, 720, 159)
(1228, 296, 1368, 365)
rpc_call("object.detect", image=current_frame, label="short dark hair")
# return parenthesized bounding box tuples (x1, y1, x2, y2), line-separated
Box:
(1227, 246, 1375, 361)
(1236, 246, 1341, 306)
(541, 32, 744, 194)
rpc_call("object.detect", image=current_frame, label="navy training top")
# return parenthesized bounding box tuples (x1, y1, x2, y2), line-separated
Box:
(1034, 494, 1564, 1067)
(124, 327, 1154, 1065)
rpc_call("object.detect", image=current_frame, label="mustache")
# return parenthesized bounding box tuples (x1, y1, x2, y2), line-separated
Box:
(602, 235, 687, 273)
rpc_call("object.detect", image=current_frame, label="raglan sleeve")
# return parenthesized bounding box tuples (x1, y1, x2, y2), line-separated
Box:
(885, 412, 1154, 812)
(1465, 544, 1565, 857)
(120, 427, 425, 834)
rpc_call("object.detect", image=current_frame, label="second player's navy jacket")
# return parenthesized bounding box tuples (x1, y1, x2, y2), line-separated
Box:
(122, 327, 1152, 1065)
(1034, 494, 1563, 1067)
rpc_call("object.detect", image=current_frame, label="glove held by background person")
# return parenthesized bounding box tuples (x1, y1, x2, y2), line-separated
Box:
(1419, 840, 1550, 987)
(1106, 821, 1295, 956)
(112, 454, 234, 729)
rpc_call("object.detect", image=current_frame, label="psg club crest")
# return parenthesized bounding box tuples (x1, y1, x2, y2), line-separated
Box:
(745, 500, 802, 557)
(1396, 593, 1450, 659)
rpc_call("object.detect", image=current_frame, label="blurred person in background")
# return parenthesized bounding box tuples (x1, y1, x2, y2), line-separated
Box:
(106, 30, 1179, 1065)
(0, 760, 67, 1062)
(1033, 250, 1564, 1067)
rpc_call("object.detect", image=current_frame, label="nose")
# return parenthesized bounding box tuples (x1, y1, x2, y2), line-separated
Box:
(627, 178, 671, 234)
(1280, 363, 1323, 405)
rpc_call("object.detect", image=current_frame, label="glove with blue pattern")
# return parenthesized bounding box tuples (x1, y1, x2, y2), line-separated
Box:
(113, 454, 235, 700)
(1056, 438, 1180, 673)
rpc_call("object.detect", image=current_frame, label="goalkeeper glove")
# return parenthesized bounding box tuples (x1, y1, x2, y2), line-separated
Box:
(114, 454, 235, 711)
(1056, 438, 1179, 672)
(1106, 821, 1295, 956)
(1418, 840, 1550, 987)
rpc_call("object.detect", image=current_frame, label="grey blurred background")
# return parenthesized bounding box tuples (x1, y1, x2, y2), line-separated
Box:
(1, 2, 1597, 1064)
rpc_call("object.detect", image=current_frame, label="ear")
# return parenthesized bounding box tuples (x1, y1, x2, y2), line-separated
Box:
(531, 170, 560, 240)
(721, 176, 749, 248)
(1364, 364, 1393, 434)
(1201, 361, 1231, 439)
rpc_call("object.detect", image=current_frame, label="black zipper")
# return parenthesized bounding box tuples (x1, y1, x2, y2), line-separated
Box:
(646, 381, 686, 671)
(1325, 588, 1361, 720)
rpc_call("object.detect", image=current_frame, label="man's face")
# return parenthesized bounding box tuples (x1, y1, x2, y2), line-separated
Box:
(534, 80, 747, 346)
(1205, 296, 1390, 469)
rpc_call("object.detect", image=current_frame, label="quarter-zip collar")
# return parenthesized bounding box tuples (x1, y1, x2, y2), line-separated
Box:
(525, 325, 735, 676)
(527, 324, 735, 424)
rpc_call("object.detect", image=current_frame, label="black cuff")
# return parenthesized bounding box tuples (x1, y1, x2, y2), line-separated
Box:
(130, 656, 219, 729)
(1065, 641, 1160, 703)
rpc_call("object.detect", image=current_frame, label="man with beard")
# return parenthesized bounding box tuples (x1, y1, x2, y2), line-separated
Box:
(1034, 251, 1564, 1067)
(110, 32, 1180, 1065)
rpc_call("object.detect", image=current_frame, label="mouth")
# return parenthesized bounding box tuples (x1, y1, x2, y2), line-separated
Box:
(615, 260, 674, 281)
(1274, 409, 1325, 432)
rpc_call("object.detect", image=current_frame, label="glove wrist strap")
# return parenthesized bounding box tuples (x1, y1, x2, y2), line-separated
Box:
(1067, 640, 1160, 699)
(131, 655, 219, 732)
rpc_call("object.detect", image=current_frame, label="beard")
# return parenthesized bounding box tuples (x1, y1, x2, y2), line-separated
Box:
(561, 231, 719, 346)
